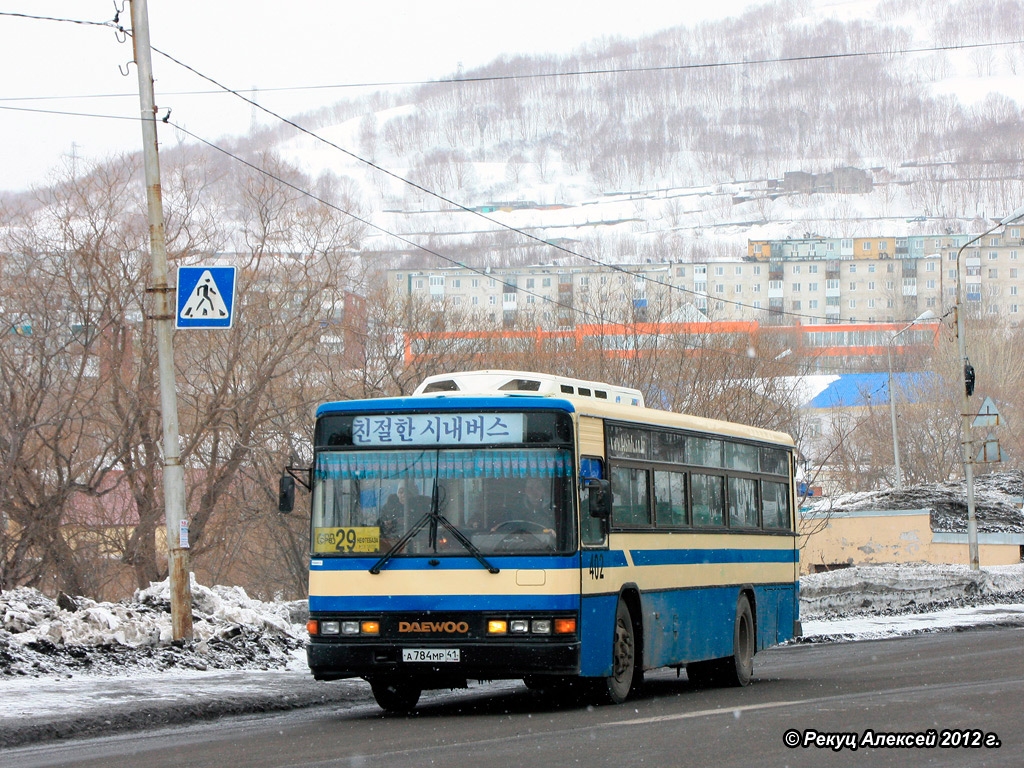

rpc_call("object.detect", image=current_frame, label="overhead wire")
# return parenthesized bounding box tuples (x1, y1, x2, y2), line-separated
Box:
(168, 120, 837, 373)
(2, 8, 979, 328)
(0, 103, 139, 121)
(0, 10, 1021, 101)
(146, 42, 877, 326)
(0, 92, 944, 375)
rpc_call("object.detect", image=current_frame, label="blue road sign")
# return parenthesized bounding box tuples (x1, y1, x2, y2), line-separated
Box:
(176, 266, 236, 329)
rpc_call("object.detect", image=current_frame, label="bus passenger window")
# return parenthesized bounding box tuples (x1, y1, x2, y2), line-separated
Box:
(691, 473, 724, 527)
(762, 481, 791, 530)
(654, 470, 687, 526)
(611, 465, 650, 526)
(728, 476, 758, 528)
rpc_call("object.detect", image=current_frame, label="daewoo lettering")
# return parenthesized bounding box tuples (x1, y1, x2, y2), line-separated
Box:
(398, 621, 470, 633)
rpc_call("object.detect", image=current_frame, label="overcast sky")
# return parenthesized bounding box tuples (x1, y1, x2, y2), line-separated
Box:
(0, 0, 775, 192)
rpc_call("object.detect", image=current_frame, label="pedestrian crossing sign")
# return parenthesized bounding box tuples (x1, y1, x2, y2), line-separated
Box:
(176, 266, 236, 329)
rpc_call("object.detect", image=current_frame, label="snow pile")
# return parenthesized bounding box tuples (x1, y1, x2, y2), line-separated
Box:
(0, 579, 308, 678)
(3, 564, 1023, 680)
(800, 563, 1024, 620)
(808, 471, 1024, 534)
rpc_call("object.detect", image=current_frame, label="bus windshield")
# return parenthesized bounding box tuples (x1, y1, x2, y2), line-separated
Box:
(311, 447, 575, 556)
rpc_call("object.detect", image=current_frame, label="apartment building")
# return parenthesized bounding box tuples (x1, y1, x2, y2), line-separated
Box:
(390, 227, 1024, 328)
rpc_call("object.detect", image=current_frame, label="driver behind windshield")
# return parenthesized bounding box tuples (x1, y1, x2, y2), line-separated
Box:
(491, 477, 552, 531)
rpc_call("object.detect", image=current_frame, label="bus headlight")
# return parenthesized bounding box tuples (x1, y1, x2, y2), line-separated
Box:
(320, 621, 341, 635)
(531, 619, 552, 635)
(510, 620, 530, 634)
(341, 621, 360, 635)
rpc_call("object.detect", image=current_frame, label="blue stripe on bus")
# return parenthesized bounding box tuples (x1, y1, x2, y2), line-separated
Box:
(628, 548, 797, 566)
(582, 550, 629, 568)
(309, 593, 580, 612)
(309, 555, 581, 571)
(316, 396, 576, 417)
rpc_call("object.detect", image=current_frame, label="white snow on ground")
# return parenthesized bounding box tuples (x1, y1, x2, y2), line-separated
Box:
(0, 578, 308, 679)
(802, 603, 1024, 641)
(799, 563, 1024, 618)
(1, 564, 1022, 725)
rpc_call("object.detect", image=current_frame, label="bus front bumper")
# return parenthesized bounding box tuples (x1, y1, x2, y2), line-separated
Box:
(307, 639, 581, 682)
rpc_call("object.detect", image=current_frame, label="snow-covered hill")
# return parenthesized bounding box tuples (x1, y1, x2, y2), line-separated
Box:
(253, 0, 1024, 265)
(10, 1, 1024, 269)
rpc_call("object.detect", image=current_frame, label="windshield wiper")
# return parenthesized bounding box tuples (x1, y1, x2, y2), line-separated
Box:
(369, 483, 499, 575)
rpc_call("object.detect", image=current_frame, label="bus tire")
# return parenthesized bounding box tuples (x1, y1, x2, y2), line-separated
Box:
(722, 593, 755, 687)
(369, 678, 421, 713)
(602, 600, 639, 704)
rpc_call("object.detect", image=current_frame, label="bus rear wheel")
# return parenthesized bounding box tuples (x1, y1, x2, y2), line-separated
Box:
(686, 593, 755, 688)
(723, 593, 755, 687)
(369, 678, 421, 713)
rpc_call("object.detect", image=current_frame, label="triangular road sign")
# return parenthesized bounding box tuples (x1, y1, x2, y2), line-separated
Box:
(181, 270, 229, 320)
(972, 396, 1001, 428)
(976, 433, 1005, 463)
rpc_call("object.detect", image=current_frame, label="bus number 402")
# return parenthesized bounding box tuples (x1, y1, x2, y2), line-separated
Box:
(588, 552, 605, 580)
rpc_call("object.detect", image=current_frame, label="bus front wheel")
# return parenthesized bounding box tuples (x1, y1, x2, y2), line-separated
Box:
(602, 600, 640, 704)
(369, 678, 421, 713)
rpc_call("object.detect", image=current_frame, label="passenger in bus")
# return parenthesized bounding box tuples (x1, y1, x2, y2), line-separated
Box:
(380, 483, 427, 539)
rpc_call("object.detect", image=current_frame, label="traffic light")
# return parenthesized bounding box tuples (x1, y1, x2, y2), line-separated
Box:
(964, 362, 976, 397)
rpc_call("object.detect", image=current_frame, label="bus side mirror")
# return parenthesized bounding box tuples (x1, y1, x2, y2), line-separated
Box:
(279, 475, 296, 514)
(585, 478, 610, 520)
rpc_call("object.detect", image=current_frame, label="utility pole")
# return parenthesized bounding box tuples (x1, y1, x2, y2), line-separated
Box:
(954, 204, 1024, 572)
(130, 0, 193, 639)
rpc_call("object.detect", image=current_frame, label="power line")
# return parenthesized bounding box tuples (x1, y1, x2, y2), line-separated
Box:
(0, 11, 112, 27)
(0, 103, 139, 121)
(167, 120, 845, 373)
(149, 44, 875, 326)
(0, 96, 936, 373)
(0, 11, 982, 327)
(1, 23, 1021, 102)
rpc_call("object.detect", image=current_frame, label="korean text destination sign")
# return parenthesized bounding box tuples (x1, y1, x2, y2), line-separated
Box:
(352, 413, 524, 446)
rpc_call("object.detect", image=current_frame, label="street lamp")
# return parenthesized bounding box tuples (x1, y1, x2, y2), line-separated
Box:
(886, 309, 936, 490)
(954, 204, 1024, 571)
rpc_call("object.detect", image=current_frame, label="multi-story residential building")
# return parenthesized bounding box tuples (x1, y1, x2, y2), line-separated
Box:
(392, 228, 1024, 330)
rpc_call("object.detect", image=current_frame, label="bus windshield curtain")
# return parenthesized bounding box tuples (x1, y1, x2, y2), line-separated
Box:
(316, 448, 570, 480)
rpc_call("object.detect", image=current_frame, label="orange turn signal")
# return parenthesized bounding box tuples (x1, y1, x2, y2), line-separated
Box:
(554, 618, 577, 634)
(361, 621, 380, 635)
(488, 620, 508, 634)
(306, 619, 319, 635)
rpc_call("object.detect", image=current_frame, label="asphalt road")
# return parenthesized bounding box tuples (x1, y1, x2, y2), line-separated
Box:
(5, 627, 1022, 768)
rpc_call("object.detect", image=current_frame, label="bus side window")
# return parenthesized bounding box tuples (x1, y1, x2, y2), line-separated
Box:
(654, 470, 687, 527)
(692, 473, 724, 527)
(580, 457, 606, 546)
(610, 465, 650, 527)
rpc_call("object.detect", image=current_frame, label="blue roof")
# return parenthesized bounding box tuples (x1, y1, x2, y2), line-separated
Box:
(806, 372, 935, 409)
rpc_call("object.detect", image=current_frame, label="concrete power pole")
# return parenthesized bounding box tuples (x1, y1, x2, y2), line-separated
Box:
(130, 0, 193, 639)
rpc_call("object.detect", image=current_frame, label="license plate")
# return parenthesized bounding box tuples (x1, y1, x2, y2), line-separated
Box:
(402, 648, 460, 663)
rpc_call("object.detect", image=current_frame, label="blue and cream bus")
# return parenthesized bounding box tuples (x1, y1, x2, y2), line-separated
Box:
(280, 370, 800, 712)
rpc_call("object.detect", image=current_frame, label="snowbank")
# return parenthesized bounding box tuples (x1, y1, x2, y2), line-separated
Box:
(3, 564, 1023, 680)
(1, 579, 307, 678)
(800, 563, 1024, 619)
(808, 471, 1024, 534)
